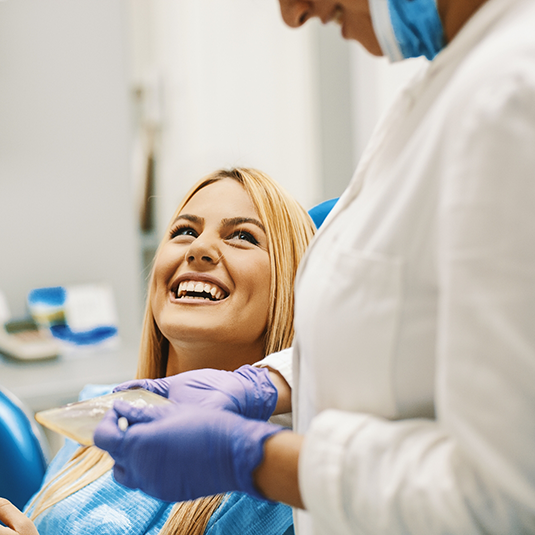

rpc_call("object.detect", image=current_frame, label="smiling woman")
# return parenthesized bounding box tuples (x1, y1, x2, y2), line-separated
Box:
(0, 168, 315, 535)
(143, 169, 315, 379)
(152, 178, 272, 375)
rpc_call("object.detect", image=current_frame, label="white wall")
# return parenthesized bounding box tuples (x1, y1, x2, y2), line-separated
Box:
(0, 0, 427, 351)
(0, 0, 142, 344)
(350, 45, 428, 165)
(127, 0, 323, 237)
(314, 23, 356, 200)
(127, 1, 429, 235)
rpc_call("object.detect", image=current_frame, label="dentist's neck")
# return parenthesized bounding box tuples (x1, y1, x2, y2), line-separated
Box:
(438, 0, 489, 43)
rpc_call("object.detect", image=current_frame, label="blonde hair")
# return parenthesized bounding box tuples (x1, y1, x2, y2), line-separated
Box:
(28, 168, 315, 534)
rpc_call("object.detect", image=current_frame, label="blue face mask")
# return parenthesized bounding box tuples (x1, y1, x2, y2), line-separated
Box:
(369, 0, 445, 62)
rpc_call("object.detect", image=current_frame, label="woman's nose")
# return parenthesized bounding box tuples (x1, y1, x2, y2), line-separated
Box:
(185, 235, 222, 266)
(278, 0, 312, 28)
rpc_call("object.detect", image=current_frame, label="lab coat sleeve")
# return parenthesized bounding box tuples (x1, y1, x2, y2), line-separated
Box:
(254, 348, 293, 388)
(255, 348, 293, 428)
(299, 75, 535, 533)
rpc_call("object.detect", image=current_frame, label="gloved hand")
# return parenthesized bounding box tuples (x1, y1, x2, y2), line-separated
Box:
(94, 400, 284, 502)
(113, 365, 278, 421)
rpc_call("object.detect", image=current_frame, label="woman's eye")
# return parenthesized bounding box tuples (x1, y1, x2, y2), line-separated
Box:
(170, 226, 198, 239)
(228, 230, 259, 245)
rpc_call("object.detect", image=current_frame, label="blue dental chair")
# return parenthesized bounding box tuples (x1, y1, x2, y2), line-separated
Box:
(308, 198, 339, 229)
(0, 385, 48, 510)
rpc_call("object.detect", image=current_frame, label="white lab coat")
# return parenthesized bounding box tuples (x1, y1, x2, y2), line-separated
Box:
(279, 0, 535, 532)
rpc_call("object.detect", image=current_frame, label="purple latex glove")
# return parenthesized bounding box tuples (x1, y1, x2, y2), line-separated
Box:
(94, 400, 283, 502)
(114, 365, 278, 421)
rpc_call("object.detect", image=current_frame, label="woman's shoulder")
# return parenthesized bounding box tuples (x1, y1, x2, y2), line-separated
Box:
(32, 468, 173, 534)
(205, 492, 293, 535)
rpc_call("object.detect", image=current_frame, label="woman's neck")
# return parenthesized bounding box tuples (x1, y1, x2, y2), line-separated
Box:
(439, 0, 489, 43)
(165, 340, 264, 376)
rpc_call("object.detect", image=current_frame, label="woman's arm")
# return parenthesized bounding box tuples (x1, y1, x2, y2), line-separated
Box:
(266, 370, 292, 415)
(256, 347, 294, 415)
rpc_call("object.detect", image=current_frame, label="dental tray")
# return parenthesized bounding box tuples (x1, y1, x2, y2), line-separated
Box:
(35, 388, 174, 446)
(0, 317, 60, 361)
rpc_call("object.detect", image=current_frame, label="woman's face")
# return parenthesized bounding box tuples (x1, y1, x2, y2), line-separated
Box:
(278, 0, 382, 56)
(151, 178, 271, 371)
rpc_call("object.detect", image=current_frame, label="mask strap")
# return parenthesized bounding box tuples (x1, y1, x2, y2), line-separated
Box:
(369, 0, 404, 62)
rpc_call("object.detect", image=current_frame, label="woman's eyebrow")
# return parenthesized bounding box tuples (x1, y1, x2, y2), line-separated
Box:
(173, 214, 203, 224)
(222, 217, 266, 232)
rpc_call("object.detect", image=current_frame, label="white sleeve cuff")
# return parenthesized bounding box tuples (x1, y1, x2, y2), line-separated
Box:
(254, 347, 293, 388)
(256, 348, 293, 428)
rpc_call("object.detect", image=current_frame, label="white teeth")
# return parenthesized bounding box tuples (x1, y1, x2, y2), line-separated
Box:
(175, 280, 226, 300)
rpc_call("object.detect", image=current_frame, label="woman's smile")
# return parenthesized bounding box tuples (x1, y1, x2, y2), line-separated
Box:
(150, 178, 271, 370)
(170, 273, 230, 303)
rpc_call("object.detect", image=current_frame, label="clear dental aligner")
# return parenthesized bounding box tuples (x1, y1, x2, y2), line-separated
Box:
(35, 389, 173, 446)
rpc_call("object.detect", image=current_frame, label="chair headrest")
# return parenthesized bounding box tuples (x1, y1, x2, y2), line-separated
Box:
(308, 198, 339, 229)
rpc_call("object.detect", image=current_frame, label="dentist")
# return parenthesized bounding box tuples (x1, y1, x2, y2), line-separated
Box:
(95, 0, 535, 533)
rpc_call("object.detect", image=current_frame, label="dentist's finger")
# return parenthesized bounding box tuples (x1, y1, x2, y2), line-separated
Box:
(93, 407, 125, 455)
(112, 400, 172, 425)
(113, 378, 170, 398)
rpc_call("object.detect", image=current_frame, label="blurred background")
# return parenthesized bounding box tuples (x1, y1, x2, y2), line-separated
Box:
(0, 0, 423, 447)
